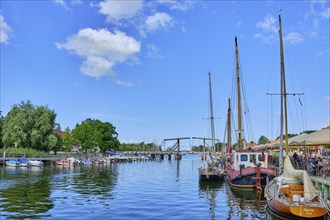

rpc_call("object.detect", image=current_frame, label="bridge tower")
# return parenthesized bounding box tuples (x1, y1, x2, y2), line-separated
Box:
(163, 137, 190, 160)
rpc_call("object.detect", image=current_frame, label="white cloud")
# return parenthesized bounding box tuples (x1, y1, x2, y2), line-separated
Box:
(254, 14, 278, 44)
(54, 0, 66, 7)
(54, 0, 82, 10)
(310, 0, 327, 6)
(320, 7, 330, 18)
(99, 0, 143, 22)
(71, 0, 82, 5)
(79, 112, 106, 118)
(254, 33, 277, 44)
(157, 0, 197, 11)
(306, 31, 318, 38)
(0, 15, 12, 44)
(256, 14, 277, 33)
(284, 32, 304, 45)
(120, 139, 142, 144)
(115, 80, 134, 87)
(326, 96, 330, 101)
(146, 44, 163, 59)
(56, 28, 141, 78)
(146, 12, 174, 32)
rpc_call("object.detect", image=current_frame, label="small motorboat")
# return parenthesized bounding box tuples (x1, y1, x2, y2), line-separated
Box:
(55, 159, 71, 166)
(80, 159, 92, 166)
(91, 158, 100, 164)
(30, 160, 44, 166)
(5, 160, 19, 167)
(67, 157, 80, 166)
(17, 158, 31, 167)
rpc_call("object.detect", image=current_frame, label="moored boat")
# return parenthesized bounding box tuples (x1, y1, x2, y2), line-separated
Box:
(199, 164, 224, 181)
(80, 158, 92, 166)
(5, 160, 19, 167)
(91, 157, 100, 164)
(67, 157, 80, 166)
(265, 157, 327, 218)
(264, 14, 327, 219)
(198, 73, 225, 181)
(30, 160, 44, 166)
(17, 157, 31, 167)
(225, 37, 275, 189)
(55, 159, 71, 166)
(226, 149, 275, 189)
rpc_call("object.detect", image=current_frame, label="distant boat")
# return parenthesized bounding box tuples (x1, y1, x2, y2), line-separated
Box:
(264, 14, 327, 219)
(30, 160, 44, 167)
(55, 159, 71, 166)
(17, 158, 31, 167)
(91, 157, 100, 164)
(67, 157, 80, 166)
(5, 160, 19, 167)
(225, 37, 275, 189)
(80, 158, 92, 166)
(199, 73, 225, 181)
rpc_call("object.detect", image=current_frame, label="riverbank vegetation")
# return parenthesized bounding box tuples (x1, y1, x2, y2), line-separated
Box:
(0, 100, 122, 153)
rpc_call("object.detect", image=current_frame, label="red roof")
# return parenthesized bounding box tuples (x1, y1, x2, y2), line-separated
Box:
(53, 130, 63, 136)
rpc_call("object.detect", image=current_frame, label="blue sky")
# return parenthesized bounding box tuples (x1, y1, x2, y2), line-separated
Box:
(1, 0, 329, 148)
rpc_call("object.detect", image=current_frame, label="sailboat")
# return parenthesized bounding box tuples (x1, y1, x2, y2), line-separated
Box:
(199, 72, 225, 181)
(264, 14, 327, 218)
(225, 37, 276, 189)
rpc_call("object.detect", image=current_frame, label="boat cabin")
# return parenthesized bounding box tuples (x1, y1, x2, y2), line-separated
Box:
(232, 150, 269, 170)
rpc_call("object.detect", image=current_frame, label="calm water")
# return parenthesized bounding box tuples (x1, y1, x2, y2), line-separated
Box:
(0, 155, 291, 219)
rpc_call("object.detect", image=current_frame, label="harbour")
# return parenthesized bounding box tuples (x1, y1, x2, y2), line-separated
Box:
(1, 1, 329, 220)
(0, 155, 288, 219)
(0, 154, 329, 219)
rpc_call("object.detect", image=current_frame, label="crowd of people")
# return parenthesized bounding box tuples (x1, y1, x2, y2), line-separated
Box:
(292, 149, 330, 178)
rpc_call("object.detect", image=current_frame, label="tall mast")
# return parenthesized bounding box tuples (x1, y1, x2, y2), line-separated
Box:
(227, 98, 231, 151)
(235, 37, 243, 149)
(208, 72, 216, 163)
(279, 15, 289, 157)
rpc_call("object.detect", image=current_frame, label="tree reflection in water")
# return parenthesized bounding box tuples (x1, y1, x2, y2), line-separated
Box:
(0, 168, 54, 219)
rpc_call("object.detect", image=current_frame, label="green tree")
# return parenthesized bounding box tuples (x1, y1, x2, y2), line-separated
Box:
(258, 135, 269, 144)
(31, 105, 56, 151)
(61, 127, 75, 151)
(48, 133, 62, 153)
(2, 100, 57, 151)
(215, 142, 223, 152)
(0, 111, 3, 148)
(72, 118, 119, 153)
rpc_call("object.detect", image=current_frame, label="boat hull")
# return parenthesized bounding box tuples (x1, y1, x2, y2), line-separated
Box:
(30, 160, 44, 166)
(55, 160, 71, 166)
(226, 167, 275, 188)
(199, 173, 224, 181)
(5, 160, 18, 167)
(267, 198, 327, 219)
(199, 167, 225, 181)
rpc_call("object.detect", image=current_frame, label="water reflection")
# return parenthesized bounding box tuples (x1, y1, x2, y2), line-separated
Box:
(199, 181, 223, 220)
(226, 185, 268, 219)
(0, 177, 53, 219)
(1, 157, 324, 219)
(72, 164, 118, 195)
